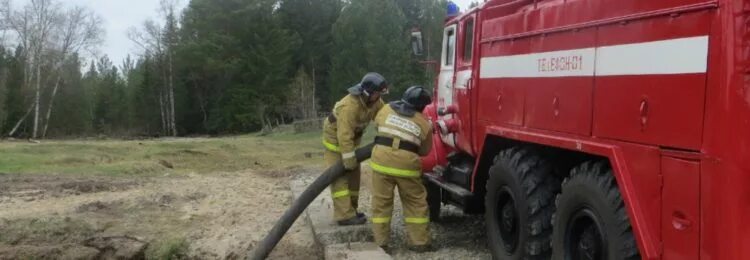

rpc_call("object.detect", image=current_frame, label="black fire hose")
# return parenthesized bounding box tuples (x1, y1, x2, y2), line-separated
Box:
(248, 143, 375, 260)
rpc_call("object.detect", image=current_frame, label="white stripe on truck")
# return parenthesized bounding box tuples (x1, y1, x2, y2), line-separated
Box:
(479, 36, 708, 79)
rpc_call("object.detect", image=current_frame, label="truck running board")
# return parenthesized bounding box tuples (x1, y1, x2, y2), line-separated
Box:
(424, 167, 473, 198)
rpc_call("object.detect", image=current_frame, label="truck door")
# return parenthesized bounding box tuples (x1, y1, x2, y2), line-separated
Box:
(437, 24, 457, 148)
(454, 14, 476, 153)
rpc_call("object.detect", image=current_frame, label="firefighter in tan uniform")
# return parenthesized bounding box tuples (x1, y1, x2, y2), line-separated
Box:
(323, 72, 388, 225)
(369, 86, 434, 252)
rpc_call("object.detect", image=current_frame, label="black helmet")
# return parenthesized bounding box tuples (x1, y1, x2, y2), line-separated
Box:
(348, 72, 389, 96)
(390, 85, 432, 117)
(402, 85, 431, 111)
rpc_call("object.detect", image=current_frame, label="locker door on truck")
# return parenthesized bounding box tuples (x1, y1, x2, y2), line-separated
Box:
(438, 24, 457, 148)
(661, 157, 700, 260)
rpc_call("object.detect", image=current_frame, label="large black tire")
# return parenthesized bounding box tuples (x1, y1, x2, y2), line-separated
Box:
(424, 179, 442, 222)
(551, 161, 640, 260)
(484, 147, 559, 260)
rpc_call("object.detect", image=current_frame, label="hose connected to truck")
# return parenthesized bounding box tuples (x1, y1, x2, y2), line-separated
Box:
(248, 144, 375, 260)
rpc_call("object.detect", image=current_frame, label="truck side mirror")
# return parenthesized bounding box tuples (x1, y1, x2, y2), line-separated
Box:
(411, 30, 424, 56)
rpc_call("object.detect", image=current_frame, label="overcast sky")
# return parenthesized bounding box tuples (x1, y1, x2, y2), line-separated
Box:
(59, 0, 188, 66)
(48, 0, 474, 66)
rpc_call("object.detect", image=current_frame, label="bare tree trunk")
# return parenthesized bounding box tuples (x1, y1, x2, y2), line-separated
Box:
(299, 71, 305, 119)
(159, 89, 168, 134)
(199, 97, 207, 130)
(191, 80, 208, 130)
(0, 68, 7, 128)
(168, 49, 176, 136)
(159, 59, 170, 136)
(41, 74, 62, 138)
(311, 63, 317, 119)
(0, 69, 8, 128)
(32, 62, 40, 139)
(197, 93, 207, 130)
(8, 103, 34, 137)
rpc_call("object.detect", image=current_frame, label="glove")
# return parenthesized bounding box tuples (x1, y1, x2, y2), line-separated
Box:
(343, 156, 359, 171)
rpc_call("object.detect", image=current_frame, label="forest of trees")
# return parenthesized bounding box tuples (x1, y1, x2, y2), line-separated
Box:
(0, 0, 452, 138)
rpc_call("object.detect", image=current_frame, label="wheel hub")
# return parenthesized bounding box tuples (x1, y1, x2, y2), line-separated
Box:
(578, 225, 602, 260)
(501, 201, 516, 234)
(495, 187, 519, 253)
(566, 208, 606, 260)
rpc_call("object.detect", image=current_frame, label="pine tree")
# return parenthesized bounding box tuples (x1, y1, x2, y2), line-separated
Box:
(177, 0, 299, 133)
(0, 48, 8, 130)
(129, 56, 163, 136)
(329, 0, 419, 101)
(278, 0, 342, 111)
(47, 53, 91, 136)
(4, 46, 30, 136)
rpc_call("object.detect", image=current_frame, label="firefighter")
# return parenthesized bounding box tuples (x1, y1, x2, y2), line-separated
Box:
(369, 86, 434, 252)
(323, 72, 388, 225)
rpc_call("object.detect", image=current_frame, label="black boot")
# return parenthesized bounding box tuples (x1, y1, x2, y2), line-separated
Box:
(337, 214, 367, 226)
(379, 244, 392, 255)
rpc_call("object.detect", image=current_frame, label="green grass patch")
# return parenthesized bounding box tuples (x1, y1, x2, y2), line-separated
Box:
(146, 236, 189, 260)
(0, 123, 386, 176)
(0, 129, 325, 176)
(0, 217, 96, 245)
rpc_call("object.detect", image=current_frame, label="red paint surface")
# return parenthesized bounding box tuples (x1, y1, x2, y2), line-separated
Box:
(661, 157, 700, 260)
(425, 0, 750, 259)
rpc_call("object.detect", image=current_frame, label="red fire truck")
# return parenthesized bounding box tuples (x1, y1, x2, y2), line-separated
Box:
(417, 0, 750, 259)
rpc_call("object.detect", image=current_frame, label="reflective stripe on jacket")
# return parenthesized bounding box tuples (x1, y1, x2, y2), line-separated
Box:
(370, 104, 432, 177)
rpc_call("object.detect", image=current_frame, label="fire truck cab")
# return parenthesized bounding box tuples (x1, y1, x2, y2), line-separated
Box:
(419, 0, 750, 259)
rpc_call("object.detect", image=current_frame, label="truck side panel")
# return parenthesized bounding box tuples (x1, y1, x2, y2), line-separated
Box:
(434, 0, 750, 259)
(525, 28, 596, 136)
(698, 1, 750, 259)
(476, 38, 532, 126)
(593, 11, 711, 150)
(472, 1, 719, 259)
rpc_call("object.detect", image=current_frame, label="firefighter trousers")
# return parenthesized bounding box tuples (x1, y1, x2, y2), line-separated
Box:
(370, 170, 430, 247)
(325, 150, 361, 221)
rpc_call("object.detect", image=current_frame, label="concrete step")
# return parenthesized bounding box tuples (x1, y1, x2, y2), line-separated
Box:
(325, 242, 391, 260)
(290, 177, 390, 260)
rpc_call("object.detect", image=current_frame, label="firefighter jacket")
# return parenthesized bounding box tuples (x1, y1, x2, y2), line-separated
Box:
(322, 94, 384, 164)
(369, 103, 433, 177)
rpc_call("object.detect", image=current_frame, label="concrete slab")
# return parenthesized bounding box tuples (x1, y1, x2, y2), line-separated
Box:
(290, 177, 388, 260)
(324, 242, 391, 260)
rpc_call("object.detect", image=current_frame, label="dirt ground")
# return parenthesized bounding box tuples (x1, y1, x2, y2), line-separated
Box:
(0, 131, 491, 260)
(0, 169, 318, 259)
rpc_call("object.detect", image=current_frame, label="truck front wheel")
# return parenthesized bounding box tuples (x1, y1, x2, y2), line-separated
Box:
(485, 147, 558, 259)
(551, 161, 640, 260)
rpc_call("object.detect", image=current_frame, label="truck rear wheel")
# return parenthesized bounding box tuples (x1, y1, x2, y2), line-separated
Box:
(485, 147, 558, 259)
(551, 161, 640, 260)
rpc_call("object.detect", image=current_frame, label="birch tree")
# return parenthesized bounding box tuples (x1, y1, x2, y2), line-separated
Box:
(41, 6, 103, 138)
(128, 19, 168, 135)
(128, 0, 180, 136)
(161, 0, 179, 136)
(1, 0, 40, 137)
(1, 0, 102, 138)
(26, 0, 57, 139)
